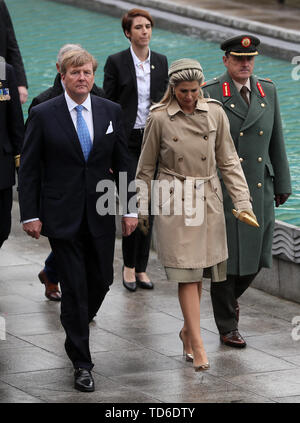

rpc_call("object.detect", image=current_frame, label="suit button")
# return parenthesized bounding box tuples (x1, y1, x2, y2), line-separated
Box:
(178, 157, 183, 162)
(240, 132, 244, 137)
(257, 182, 262, 188)
(259, 130, 264, 135)
(257, 157, 262, 162)
(173, 137, 178, 142)
(201, 156, 206, 161)
(231, 104, 235, 108)
(203, 135, 208, 140)
(239, 157, 244, 163)
(170, 117, 175, 121)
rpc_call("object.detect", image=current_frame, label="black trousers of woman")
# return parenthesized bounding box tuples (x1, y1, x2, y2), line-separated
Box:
(122, 129, 153, 272)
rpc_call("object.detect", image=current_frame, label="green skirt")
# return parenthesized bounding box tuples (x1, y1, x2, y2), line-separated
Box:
(165, 260, 227, 283)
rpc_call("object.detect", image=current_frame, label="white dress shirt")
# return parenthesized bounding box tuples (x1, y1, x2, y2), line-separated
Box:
(65, 91, 94, 142)
(130, 45, 151, 129)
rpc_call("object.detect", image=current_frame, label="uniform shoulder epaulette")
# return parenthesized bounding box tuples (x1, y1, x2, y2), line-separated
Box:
(201, 77, 219, 88)
(257, 76, 273, 84)
(205, 98, 222, 106)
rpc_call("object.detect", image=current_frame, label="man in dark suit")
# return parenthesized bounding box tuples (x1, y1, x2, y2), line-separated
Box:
(27, 44, 105, 302)
(18, 49, 137, 392)
(0, 62, 24, 248)
(104, 8, 168, 292)
(0, 0, 28, 103)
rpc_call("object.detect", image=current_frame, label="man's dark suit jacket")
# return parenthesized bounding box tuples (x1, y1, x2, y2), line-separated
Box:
(19, 94, 134, 240)
(0, 0, 27, 87)
(0, 63, 24, 191)
(28, 73, 105, 115)
(103, 48, 168, 138)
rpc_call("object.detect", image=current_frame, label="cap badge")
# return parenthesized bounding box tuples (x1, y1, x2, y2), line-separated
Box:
(222, 82, 231, 97)
(256, 82, 266, 97)
(241, 37, 251, 48)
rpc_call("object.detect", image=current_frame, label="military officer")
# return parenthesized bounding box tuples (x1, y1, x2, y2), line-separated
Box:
(202, 34, 292, 348)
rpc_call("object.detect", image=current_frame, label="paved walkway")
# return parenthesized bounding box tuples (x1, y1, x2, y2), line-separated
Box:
(1, 201, 300, 403)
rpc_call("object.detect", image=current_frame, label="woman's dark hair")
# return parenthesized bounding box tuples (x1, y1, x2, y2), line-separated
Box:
(122, 8, 154, 38)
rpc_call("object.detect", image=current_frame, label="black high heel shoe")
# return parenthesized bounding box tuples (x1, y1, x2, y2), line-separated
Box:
(179, 330, 193, 362)
(122, 266, 137, 292)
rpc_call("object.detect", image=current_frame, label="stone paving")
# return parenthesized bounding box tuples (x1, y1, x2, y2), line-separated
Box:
(1, 0, 300, 405)
(1, 201, 300, 403)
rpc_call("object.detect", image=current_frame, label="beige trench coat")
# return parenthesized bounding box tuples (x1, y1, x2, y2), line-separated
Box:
(136, 98, 252, 269)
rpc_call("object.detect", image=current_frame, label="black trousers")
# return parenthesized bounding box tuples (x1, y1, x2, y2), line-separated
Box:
(49, 220, 114, 370)
(0, 188, 12, 248)
(122, 129, 153, 272)
(210, 273, 258, 335)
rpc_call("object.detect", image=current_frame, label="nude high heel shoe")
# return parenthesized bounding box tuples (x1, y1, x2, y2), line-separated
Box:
(179, 330, 194, 362)
(194, 362, 210, 372)
(193, 346, 210, 371)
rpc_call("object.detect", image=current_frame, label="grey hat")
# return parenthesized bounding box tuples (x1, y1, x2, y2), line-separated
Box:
(168, 58, 203, 77)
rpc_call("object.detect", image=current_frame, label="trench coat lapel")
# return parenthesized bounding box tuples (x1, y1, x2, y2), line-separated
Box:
(240, 75, 268, 131)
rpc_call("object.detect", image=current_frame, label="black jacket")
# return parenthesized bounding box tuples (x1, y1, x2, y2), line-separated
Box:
(103, 48, 168, 139)
(0, 0, 27, 87)
(0, 64, 24, 190)
(19, 94, 134, 239)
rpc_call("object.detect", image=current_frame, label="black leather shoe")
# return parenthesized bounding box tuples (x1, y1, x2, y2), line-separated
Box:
(122, 266, 136, 292)
(220, 330, 246, 348)
(136, 277, 154, 289)
(74, 368, 95, 392)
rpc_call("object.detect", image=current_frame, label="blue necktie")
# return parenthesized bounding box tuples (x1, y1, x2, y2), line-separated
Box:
(75, 105, 92, 161)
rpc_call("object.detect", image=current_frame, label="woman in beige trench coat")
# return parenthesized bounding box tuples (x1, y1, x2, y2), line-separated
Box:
(136, 59, 256, 371)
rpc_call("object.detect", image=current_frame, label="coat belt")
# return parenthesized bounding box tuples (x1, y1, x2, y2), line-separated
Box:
(158, 167, 218, 226)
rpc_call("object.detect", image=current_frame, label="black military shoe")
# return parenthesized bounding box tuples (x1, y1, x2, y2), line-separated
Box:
(74, 368, 95, 392)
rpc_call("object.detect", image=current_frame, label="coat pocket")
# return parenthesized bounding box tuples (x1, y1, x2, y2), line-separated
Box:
(265, 162, 274, 178)
(210, 177, 223, 203)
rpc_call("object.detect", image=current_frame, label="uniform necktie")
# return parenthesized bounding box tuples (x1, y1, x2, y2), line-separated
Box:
(240, 86, 250, 106)
(75, 105, 92, 161)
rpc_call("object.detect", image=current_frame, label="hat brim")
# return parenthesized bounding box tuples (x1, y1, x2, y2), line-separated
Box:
(229, 51, 258, 56)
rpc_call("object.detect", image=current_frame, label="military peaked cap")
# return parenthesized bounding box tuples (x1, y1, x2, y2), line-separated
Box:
(221, 34, 260, 56)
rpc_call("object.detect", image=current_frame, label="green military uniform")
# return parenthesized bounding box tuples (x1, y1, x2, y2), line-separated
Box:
(201, 34, 292, 343)
(202, 72, 291, 275)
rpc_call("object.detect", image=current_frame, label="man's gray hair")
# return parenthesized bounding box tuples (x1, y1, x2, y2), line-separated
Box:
(57, 43, 83, 66)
